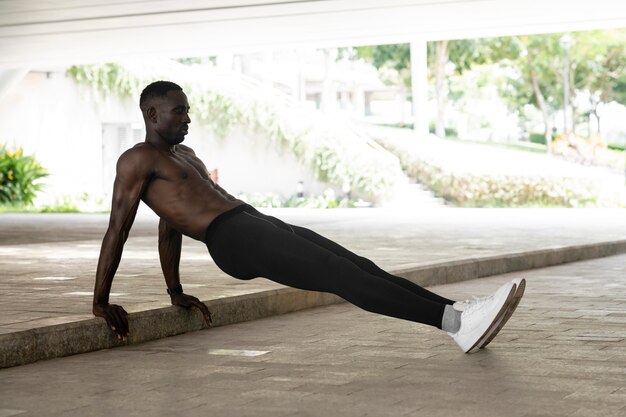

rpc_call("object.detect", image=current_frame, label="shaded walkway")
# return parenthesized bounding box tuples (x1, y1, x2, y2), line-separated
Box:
(1, 208, 626, 368)
(1, 254, 625, 416)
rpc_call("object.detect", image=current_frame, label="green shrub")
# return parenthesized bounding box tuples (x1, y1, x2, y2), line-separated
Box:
(529, 132, 546, 145)
(234, 192, 357, 209)
(428, 124, 458, 137)
(39, 196, 80, 213)
(607, 143, 625, 152)
(0, 145, 48, 205)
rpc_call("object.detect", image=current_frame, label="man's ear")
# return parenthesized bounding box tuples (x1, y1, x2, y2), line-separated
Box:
(146, 106, 158, 123)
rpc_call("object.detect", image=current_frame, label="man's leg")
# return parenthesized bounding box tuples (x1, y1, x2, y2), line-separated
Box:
(290, 224, 455, 305)
(207, 211, 447, 328)
(246, 208, 455, 306)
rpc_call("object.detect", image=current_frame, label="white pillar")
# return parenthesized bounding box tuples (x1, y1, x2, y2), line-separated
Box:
(410, 39, 429, 137)
(0, 68, 29, 103)
(296, 50, 306, 101)
(262, 50, 274, 91)
(352, 86, 365, 118)
(216, 54, 233, 70)
(320, 48, 338, 113)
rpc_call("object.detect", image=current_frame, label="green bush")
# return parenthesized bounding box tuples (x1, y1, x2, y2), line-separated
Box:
(39, 196, 80, 213)
(428, 124, 458, 137)
(234, 192, 357, 209)
(529, 132, 546, 145)
(607, 143, 625, 152)
(0, 145, 48, 205)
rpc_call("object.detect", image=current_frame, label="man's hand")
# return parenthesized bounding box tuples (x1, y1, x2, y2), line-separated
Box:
(170, 293, 212, 327)
(93, 303, 129, 341)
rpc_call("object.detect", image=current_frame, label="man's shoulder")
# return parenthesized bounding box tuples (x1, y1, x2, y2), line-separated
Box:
(118, 143, 157, 161)
(115, 143, 159, 174)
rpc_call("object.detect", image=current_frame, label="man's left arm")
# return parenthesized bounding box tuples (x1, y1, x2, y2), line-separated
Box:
(158, 218, 212, 326)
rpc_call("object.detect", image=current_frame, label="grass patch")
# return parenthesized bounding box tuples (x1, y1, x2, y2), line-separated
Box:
(443, 136, 548, 154)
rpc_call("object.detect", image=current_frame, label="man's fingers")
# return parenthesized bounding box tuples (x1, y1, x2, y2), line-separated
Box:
(171, 295, 212, 327)
(190, 299, 212, 326)
(94, 303, 129, 340)
(110, 306, 129, 338)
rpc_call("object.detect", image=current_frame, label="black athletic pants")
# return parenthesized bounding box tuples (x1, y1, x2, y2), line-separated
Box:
(206, 204, 454, 329)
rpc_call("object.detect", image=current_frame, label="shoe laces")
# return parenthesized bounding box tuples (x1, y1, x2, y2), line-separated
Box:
(463, 296, 492, 315)
(455, 295, 492, 312)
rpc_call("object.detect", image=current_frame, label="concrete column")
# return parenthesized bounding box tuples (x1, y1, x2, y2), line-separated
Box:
(0, 68, 29, 103)
(296, 50, 306, 101)
(262, 50, 274, 91)
(320, 48, 338, 113)
(216, 54, 233, 70)
(352, 86, 365, 118)
(410, 39, 429, 137)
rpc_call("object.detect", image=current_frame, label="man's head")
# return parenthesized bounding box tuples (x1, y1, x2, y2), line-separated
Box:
(140, 81, 190, 146)
(139, 81, 182, 111)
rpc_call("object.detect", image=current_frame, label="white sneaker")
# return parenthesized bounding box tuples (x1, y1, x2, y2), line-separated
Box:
(449, 281, 516, 353)
(478, 278, 526, 349)
(453, 295, 491, 312)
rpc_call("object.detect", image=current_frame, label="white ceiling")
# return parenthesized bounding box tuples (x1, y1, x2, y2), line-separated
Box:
(2, 0, 626, 68)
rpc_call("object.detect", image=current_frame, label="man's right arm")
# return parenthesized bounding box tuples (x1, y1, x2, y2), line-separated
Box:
(93, 148, 152, 340)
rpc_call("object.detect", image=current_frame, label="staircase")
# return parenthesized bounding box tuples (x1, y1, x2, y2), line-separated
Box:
(386, 175, 445, 208)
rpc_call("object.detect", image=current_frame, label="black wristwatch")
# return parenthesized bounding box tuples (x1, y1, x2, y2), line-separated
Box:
(167, 284, 183, 296)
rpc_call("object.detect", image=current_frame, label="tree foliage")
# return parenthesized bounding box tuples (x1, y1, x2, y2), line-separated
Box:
(570, 30, 626, 134)
(347, 29, 626, 144)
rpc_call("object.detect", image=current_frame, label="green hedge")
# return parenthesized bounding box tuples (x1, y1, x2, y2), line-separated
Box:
(378, 140, 626, 208)
(405, 159, 599, 207)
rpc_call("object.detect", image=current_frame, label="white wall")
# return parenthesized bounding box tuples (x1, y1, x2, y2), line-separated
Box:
(0, 71, 329, 208)
(0, 72, 106, 204)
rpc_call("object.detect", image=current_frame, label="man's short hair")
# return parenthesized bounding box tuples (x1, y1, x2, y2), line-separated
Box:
(139, 81, 183, 110)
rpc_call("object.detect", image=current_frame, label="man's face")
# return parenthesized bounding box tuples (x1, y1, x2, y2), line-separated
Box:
(153, 90, 191, 145)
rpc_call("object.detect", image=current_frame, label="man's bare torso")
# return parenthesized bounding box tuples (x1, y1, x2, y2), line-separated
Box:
(124, 142, 244, 241)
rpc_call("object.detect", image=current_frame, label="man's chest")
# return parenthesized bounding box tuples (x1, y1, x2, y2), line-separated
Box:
(156, 153, 209, 181)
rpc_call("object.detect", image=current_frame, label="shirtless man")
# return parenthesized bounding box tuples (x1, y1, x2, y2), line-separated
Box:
(93, 81, 525, 353)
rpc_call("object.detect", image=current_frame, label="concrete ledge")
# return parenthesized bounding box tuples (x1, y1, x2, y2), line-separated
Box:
(395, 240, 626, 286)
(2, 239, 626, 369)
(0, 288, 343, 369)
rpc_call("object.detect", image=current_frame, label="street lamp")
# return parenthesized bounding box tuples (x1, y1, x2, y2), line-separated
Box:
(560, 34, 572, 135)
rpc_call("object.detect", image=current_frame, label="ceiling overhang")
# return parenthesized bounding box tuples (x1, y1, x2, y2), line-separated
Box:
(2, 0, 626, 68)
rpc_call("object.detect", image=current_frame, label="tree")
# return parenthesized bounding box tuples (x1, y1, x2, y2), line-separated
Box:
(351, 40, 484, 137)
(570, 29, 626, 139)
(349, 44, 412, 121)
(428, 39, 486, 137)
(349, 30, 626, 149)
(490, 34, 564, 152)
(352, 44, 412, 90)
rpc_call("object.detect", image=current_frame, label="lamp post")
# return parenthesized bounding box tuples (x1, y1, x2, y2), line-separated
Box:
(560, 34, 572, 135)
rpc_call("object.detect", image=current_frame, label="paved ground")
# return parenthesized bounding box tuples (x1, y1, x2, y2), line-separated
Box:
(2, 207, 626, 335)
(1, 254, 625, 417)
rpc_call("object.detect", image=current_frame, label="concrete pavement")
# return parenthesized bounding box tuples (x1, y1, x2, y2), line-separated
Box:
(1, 207, 626, 369)
(0, 254, 625, 417)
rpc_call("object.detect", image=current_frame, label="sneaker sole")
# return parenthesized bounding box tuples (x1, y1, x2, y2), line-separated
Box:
(478, 278, 526, 349)
(465, 282, 517, 353)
